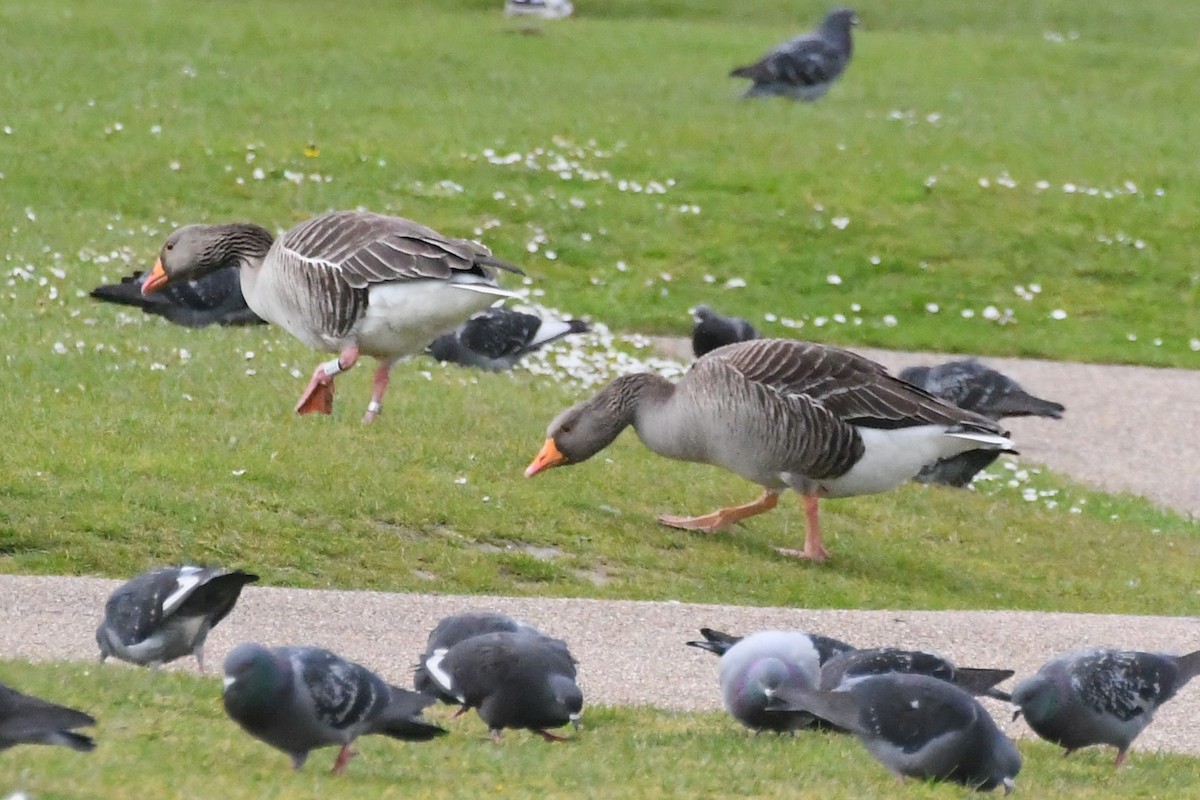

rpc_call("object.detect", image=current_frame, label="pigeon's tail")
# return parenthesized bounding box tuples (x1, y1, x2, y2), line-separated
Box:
(685, 627, 742, 656)
(179, 571, 259, 625)
(764, 686, 864, 736)
(729, 64, 756, 80)
(45, 729, 96, 752)
(913, 450, 1002, 488)
(952, 667, 1016, 701)
(377, 685, 447, 741)
(529, 318, 590, 349)
(986, 393, 1065, 420)
(1174, 650, 1200, 686)
(90, 275, 158, 310)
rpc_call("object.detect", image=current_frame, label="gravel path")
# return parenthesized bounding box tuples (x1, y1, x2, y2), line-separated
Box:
(3, 349, 1198, 757)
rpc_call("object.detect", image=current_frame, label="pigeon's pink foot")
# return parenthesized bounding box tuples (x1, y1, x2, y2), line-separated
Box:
(331, 743, 358, 774)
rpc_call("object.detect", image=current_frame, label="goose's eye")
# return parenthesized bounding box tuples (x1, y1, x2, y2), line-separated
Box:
(559, 424, 573, 435)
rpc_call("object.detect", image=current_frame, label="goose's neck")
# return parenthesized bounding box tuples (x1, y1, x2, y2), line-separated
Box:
(599, 372, 698, 461)
(594, 372, 675, 429)
(208, 223, 275, 271)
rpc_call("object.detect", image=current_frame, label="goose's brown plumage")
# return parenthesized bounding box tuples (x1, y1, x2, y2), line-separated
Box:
(142, 211, 522, 422)
(526, 339, 1014, 561)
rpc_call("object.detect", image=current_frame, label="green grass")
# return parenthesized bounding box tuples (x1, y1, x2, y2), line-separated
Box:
(0, 0, 1198, 615)
(4, 660, 1200, 799)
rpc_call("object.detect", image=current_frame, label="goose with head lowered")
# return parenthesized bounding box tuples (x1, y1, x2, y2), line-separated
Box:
(526, 339, 1015, 561)
(142, 210, 523, 423)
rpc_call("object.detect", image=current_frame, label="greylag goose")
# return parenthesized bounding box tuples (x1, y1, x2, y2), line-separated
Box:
(691, 304, 758, 358)
(0, 682, 96, 752)
(222, 643, 445, 773)
(900, 359, 1064, 487)
(1012, 648, 1200, 767)
(427, 307, 589, 372)
(90, 266, 264, 328)
(525, 338, 1015, 561)
(730, 8, 857, 101)
(142, 210, 522, 422)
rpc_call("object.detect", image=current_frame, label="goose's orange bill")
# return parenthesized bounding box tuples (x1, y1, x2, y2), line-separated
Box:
(141, 259, 170, 295)
(525, 438, 565, 477)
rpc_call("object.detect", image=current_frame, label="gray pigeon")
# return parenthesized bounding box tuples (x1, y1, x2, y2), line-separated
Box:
(769, 673, 1021, 793)
(820, 647, 1015, 702)
(96, 565, 258, 672)
(899, 360, 1063, 488)
(90, 267, 264, 328)
(423, 630, 582, 741)
(688, 629, 855, 733)
(1012, 648, 1200, 767)
(428, 308, 589, 371)
(413, 611, 543, 703)
(222, 643, 445, 772)
(0, 682, 95, 752)
(730, 8, 857, 101)
(690, 306, 759, 358)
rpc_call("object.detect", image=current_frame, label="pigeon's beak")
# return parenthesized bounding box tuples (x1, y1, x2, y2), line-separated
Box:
(1002, 777, 1015, 795)
(141, 259, 170, 295)
(1011, 709, 1022, 722)
(525, 438, 566, 477)
(569, 712, 582, 731)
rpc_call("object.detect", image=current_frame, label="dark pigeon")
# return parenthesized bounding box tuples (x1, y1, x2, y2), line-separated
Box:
(222, 643, 445, 772)
(428, 307, 589, 371)
(899, 361, 1065, 421)
(0, 682, 95, 752)
(1012, 648, 1200, 767)
(687, 629, 856, 733)
(820, 647, 1015, 702)
(690, 306, 759, 358)
(96, 565, 258, 672)
(899, 360, 1064, 488)
(423, 630, 582, 741)
(769, 673, 1021, 793)
(730, 8, 857, 101)
(89, 267, 265, 328)
(413, 611, 543, 703)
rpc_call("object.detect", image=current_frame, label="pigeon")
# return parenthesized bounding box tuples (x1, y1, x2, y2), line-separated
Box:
(899, 361, 1065, 421)
(820, 647, 1015, 702)
(769, 673, 1021, 793)
(690, 305, 759, 358)
(427, 308, 589, 371)
(1012, 647, 1200, 766)
(0, 682, 96, 752)
(413, 611, 544, 703)
(899, 360, 1064, 488)
(687, 629, 855, 733)
(730, 8, 858, 101)
(96, 565, 258, 672)
(422, 630, 582, 741)
(222, 643, 445, 772)
(89, 267, 265, 328)
(505, 0, 573, 20)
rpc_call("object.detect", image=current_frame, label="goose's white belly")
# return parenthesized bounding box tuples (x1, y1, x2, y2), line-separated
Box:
(353, 281, 501, 359)
(813, 425, 984, 498)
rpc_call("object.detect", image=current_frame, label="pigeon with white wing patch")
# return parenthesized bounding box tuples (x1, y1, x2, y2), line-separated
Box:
(424, 630, 582, 741)
(96, 565, 258, 671)
(413, 611, 545, 704)
(427, 308, 589, 372)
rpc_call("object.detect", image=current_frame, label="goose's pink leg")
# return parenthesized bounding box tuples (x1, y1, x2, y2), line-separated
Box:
(361, 360, 394, 424)
(296, 346, 360, 416)
(773, 494, 830, 562)
(658, 489, 779, 534)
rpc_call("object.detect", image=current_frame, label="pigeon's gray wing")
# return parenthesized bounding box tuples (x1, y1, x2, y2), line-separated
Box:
(732, 34, 847, 87)
(102, 566, 195, 645)
(1073, 650, 1187, 721)
(458, 309, 544, 359)
(292, 648, 392, 732)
